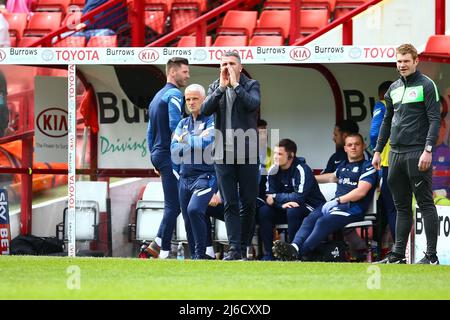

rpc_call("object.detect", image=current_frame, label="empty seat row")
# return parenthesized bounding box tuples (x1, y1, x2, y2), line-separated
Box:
(177, 35, 284, 47)
(263, 0, 370, 20)
(4, 5, 125, 47)
(4, 11, 62, 46)
(12, 34, 116, 47)
(144, 0, 207, 14)
(54, 35, 118, 47)
(215, 9, 328, 44)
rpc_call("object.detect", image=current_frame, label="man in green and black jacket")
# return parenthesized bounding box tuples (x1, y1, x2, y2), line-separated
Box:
(373, 43, 441, 265)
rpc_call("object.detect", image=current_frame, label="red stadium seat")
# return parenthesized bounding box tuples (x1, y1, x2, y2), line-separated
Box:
(334, 0, 369, 20)
(4, 12, 28, 42)
(69, 0, 85, 6)
(264, 1, 333, 20)
(299, 9, 329, 37)
(263, 0, 291, 10)
(253, 10, 290, 39)
(217, 10, 258, 37)
(335, 0, 368, 8)
(177, 35, 212, 47)
(145, 0, 172, 14)
(33, 0, 71, 13)
(264, 0, 335, 11)
(53, 36, 86, 47)
(424, 35, 450, 55)
(170, 5, 199, 31)
(213, 35, 248, 47)
(86, 35, 118, 47)
(144, 10, 166, 34)
(249, 35, 284, 46)
(24, 12, 62, 37)
(68, 0, 85, 12)
(302, 0, 336, 11)
(172, 0, 207, 12)
(10, 36, 17, 47)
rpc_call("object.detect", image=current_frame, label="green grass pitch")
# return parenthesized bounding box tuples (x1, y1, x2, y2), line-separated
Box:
(1, 256, 449, 299)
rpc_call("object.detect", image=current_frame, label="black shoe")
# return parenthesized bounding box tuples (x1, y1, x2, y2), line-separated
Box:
(272, 240, 299, 261)
(374, 251, 406, 264)
(416, 252, 439, 265)
(223, 248, 243, 261)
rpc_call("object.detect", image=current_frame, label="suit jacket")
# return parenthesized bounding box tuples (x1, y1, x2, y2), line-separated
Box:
(201, 74, 260, 163)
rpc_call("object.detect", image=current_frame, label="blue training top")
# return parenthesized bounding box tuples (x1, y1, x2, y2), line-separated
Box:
(369, 100, 386, 150)
(170, 113, 215, 178)
(333, 159, 377, 216)
(147, 83, 184, 154)
(266, 157, 326, 210)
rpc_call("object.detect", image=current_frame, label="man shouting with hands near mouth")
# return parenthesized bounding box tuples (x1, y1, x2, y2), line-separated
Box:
(201, 51, 261, 260)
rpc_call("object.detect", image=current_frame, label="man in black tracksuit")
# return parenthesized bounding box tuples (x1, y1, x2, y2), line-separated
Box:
(373, 44, 441, 264)
(201, 51, 260, 260)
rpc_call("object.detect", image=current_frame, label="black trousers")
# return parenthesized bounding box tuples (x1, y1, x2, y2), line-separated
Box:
(214, 162, 259, 252)
(388, 150, 438, 255)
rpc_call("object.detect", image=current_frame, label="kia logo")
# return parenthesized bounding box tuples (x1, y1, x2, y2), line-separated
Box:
(36, 108, 68, 138)
(138, 49, 159, 63)
(289, 47, 311, 61)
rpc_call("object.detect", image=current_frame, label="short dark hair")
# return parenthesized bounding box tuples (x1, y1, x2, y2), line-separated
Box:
(257, 119, 267, 127)
(276, 138, 297, 156)
(222, 51, 241, 63)
(336, 119, 359, 135)
(166, 57, 189, 74)
(378, 81, 393, 96)
(344, 133, 364, 144)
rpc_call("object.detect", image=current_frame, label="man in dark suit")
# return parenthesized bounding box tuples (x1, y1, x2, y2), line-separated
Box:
(201, 51, 261, 260)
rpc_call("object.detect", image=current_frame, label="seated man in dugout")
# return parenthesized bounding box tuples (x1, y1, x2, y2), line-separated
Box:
(258, 139, 326, 260)
(272, 133, 377, 261)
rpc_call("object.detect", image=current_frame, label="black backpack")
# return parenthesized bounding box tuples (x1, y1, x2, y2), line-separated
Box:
(10, 235, 64, 255)
(310, 240, 349, 262)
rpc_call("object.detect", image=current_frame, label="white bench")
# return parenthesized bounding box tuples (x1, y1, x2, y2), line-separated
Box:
(135, 181, 165, 241)
(135, 181, 188, 242)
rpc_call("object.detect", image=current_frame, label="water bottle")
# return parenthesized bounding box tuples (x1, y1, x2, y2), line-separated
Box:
(177, 242, 185, 260)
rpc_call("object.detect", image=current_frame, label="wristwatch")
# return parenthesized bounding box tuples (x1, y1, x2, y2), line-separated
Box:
(336, 197, 341, 204)
(425, 145, 432, 153)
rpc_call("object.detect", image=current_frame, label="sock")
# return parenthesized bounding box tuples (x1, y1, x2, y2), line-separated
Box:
(159, 250, 169, 259)
(205, 246, 215, 258)
(155, 237, 162, 247)
(292, 243, 299, 252)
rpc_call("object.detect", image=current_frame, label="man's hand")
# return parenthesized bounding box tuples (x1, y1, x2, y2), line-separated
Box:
(228, 66, 238, 87)
(418, 150, 432, 171)
(321, 198, 339, 215)
(175, 131, 188, 143)
(219, 67, 229, 88)
(372, 152, 382, 170)
(282, 202, 300, 209)
(153, 169, 160, 176)
(200, 129, 210, 137)
(266, 194, 275, 206)
(209, 193, 222, 207)
(75, 23, 86, 31)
